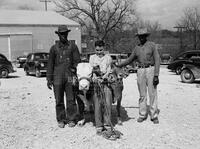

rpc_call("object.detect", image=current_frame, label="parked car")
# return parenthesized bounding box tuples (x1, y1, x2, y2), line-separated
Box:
(16, 55, 27, 68)
(161, 53, 172, 65)
(167, 50, 200, 74)
(180, 63, 200, 83)
(109, 53, 128, 63)
(24, 52, 49, 77)
(0, 53, 16, 78)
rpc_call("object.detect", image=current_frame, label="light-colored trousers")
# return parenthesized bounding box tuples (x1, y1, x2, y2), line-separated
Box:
(137, 66, 159, 119)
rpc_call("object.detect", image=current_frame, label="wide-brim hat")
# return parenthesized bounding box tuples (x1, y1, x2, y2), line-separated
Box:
(135, 28, 150, 36)
(55, 25, 71, 34)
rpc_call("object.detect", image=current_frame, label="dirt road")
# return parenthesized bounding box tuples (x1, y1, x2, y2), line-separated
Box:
(0, 66, 200, 149)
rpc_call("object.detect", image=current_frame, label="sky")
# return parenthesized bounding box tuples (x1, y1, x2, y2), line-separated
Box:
(0, 0, 200, 30)
(136, 0, 200, 30)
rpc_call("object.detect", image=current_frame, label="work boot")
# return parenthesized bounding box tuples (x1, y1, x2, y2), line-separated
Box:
(58, 122, 65, 128)
(137, 117, 147, 123)
(151, 117, 159, 124)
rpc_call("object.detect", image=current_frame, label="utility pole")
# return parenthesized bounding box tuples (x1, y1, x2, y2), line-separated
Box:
(40, 0, 51, 11)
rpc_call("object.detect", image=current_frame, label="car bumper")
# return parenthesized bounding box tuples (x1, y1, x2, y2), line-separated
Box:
(39, 69, 47, 73)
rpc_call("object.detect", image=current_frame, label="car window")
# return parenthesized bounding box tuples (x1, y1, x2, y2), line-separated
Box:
(31, 54, 34, 61)
(111, 56, 117, 60)
(119, 55, 128, 59)
(26, 54, 32, 62)
(34, 53, 49, 60)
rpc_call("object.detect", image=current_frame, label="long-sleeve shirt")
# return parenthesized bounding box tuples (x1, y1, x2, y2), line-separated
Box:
(89, 54, 112, 77)
(119, 41, 160, 76)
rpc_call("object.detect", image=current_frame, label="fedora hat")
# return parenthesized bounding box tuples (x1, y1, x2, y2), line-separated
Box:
(135, 28, 150, 36)
(55, 25, 71, 34)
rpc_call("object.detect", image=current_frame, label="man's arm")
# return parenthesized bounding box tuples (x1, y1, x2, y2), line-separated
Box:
(118, 49, 136, 67)
(46, 46, 55, 82)
(153, 44, 160, 76)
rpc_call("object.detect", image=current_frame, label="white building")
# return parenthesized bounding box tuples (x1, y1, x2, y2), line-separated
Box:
(0, 10, 81, 61)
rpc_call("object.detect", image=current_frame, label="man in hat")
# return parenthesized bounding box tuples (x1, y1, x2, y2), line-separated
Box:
(116, 28, 160, 124)
(47, 25, 81, 128)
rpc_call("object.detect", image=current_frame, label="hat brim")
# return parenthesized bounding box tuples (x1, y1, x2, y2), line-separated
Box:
(135, 33, 150, 37)
(55, 30, 71, 34)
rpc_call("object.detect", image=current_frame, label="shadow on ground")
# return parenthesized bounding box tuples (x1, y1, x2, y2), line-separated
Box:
(5, 75, 20, 78)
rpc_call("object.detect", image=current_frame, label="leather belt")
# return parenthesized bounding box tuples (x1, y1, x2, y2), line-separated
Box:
(138, 64, 154, 68)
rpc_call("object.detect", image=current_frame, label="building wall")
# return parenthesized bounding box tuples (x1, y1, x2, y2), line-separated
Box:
(0, 25, 81, 60)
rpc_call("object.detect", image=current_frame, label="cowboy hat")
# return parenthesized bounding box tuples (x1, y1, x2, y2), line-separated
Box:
(55, 25, 71, 34)
(135, 28, 150, 36)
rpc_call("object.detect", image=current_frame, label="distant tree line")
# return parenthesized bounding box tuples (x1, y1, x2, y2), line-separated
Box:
(54, 0, 200, 58)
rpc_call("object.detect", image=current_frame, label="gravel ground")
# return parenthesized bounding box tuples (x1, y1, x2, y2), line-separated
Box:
(0, 66, 200, 149)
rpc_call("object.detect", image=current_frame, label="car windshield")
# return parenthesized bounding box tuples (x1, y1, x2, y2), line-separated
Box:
(34, 53, 49, 60)
(119, 55, 128, 59)
(162, 54, 170, 59)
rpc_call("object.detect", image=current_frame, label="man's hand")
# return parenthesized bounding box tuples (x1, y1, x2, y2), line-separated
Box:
(92, 65, 102, 76)
(153, 76, 159, 87)
(47, 81, 53, 90)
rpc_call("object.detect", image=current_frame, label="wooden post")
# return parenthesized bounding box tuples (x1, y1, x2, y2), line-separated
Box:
(39, 0, 51, 11)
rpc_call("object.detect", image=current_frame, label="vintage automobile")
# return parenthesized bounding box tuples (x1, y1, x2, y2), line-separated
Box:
(0, 53, 16, 78)
(24, 52, 49, 77)
(16, 55, 27, 68)
(161, 53, 172, 65)
(167, 50, 200, 75)
(180, 63, 200, 83)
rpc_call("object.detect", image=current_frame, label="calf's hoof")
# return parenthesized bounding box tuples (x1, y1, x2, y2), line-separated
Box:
(77, 119, 86, 127)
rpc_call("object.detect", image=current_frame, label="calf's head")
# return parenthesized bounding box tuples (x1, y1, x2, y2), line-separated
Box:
(77, 63, 93, 91)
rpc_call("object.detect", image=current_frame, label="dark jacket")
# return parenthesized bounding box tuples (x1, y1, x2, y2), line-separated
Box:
(47, 41, 81, 84)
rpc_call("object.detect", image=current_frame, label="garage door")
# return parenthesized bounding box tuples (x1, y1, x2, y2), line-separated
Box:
(0, 36, 9, 59)
(10, 35, 32, 60)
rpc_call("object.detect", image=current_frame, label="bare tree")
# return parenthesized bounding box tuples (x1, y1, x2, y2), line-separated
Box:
(177, 7, 200, 50)
(54, 0, 136, 40)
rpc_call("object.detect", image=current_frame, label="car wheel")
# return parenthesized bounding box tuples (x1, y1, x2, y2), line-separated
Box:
(0, 68, 9, 78)
(175, 66, 182, 75)
(180, 69, 194, 83)
(35, 69, 41, 77)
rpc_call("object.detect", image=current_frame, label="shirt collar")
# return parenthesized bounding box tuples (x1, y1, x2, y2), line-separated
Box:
(138, 41, 149, 47)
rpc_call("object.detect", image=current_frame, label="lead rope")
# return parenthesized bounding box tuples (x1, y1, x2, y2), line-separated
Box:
(96, 79, 123, 139)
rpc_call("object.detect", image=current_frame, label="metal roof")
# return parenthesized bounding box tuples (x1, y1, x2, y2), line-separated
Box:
(0, 10, 79, 26)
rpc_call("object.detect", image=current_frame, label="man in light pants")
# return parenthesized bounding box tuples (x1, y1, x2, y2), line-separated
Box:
(117, 28, 160, 124)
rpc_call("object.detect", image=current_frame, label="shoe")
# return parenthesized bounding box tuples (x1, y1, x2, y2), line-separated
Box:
(151, 117, 159, 124)
(101, 130, 118, 141)
(67, 121, 76, 127)
(96, 127, 104, 136)
(58, 122, 65, 128)
(137, 117, 147, 123)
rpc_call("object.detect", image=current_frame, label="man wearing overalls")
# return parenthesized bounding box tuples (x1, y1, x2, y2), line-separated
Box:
(47, 25, 81, 128)
(117, 28, 160, 124)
